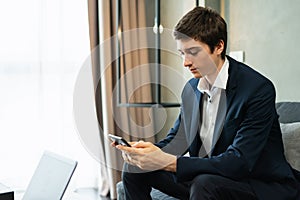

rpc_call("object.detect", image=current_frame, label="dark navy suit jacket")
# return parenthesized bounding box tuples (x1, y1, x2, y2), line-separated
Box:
(156, 56, 300, 199)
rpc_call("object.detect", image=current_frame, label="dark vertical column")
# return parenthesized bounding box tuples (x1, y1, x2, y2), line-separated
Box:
(116, 0, 121, 105)
(155, 0, 161, 105)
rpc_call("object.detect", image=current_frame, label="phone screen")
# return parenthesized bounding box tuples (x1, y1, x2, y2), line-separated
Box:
(108, 134, 131, 147)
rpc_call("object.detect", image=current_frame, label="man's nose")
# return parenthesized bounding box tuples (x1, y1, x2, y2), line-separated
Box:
(183, 57, 192, 68)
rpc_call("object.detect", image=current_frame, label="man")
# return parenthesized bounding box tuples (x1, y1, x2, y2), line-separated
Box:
(115, 6, 300, 200)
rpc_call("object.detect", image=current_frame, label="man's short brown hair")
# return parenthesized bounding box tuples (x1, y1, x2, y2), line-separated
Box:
(174, 7, 227, 59)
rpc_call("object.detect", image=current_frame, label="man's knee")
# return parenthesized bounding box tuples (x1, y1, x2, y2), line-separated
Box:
(122, 163, 153, 187)
(192, 174, 220, 188)
(121, 170, 130, 185)
(122, 163, 143, 185)
(190, 174, 221, 199)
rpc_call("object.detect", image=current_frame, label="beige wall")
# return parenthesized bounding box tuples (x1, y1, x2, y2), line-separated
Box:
(224, 0, 300, 102)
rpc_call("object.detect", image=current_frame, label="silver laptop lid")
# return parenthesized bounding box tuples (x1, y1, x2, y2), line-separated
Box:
(22, 151, 77, 200)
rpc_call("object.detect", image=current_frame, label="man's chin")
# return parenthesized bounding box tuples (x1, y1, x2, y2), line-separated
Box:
(193, 74, 203, 79)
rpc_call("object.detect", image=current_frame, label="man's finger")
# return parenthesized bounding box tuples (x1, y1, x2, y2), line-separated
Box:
(132, 141, 151, 148)
(117, 145, 140, 154)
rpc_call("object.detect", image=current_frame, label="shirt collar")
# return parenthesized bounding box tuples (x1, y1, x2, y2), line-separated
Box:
(214, 57, 229, 90)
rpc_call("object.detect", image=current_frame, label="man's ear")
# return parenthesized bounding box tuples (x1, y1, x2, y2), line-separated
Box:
(214, 40, 224, 56)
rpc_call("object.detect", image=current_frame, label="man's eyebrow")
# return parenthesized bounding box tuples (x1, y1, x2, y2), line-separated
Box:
(185, 46, 202, 51)
(178, 46, 202, 52)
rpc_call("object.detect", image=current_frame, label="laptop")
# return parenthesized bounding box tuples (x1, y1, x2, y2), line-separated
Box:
(21, 151, 78, 200)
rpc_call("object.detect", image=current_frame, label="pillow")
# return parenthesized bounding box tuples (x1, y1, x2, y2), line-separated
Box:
(280, 122, 300, 171)
(276, 102, 300, 123)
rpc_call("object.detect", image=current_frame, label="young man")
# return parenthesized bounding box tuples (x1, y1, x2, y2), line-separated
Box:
(116, 6, 300, 200)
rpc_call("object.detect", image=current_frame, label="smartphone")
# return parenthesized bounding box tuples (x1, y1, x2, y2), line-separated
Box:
(108, 134, 131, 147)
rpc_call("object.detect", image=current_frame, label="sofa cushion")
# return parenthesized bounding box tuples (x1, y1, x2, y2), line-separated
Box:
(151, 189, 178, 200)
(280, 122, 300, 171)
(276, 102, 300, 123)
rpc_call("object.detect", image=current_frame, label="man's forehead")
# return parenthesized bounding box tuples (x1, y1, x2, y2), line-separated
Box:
(176, 39, 204, 50)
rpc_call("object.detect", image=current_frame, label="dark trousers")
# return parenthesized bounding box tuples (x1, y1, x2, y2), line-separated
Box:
(122, 164, 257, 200)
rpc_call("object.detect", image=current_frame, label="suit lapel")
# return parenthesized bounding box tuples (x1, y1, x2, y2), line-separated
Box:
(225, 56, 238, 114)
(189, 89, 202, 143)
(211, 89, 226, 153)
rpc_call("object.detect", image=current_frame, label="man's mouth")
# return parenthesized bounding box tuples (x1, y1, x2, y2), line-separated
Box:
(190, 68, 198, 73)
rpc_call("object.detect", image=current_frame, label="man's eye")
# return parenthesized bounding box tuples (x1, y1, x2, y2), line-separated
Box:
(189, 51, 199, 56)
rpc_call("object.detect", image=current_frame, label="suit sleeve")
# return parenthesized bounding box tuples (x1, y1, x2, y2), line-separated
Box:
(176, 80, 277, 182)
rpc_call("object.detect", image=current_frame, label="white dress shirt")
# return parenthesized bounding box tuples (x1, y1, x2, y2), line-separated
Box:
(197, 58, 229, 156)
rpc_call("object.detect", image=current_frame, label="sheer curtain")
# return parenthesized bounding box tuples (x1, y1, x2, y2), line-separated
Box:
(88, 0, 155, 198)
(0, 0, 99, 193)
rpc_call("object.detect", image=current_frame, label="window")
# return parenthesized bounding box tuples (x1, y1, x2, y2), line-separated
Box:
(0, 0, 99, 191)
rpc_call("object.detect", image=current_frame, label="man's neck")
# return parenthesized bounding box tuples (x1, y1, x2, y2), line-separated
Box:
(205, 58, 225, 87)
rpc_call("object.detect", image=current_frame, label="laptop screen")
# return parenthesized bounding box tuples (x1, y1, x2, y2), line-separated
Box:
(22, 151, 77, 200)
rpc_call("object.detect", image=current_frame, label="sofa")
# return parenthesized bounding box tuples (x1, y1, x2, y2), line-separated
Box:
(116, 102, 300, 200)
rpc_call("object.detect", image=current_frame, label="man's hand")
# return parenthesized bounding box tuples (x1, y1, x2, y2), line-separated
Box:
(116, 141, 177, 172)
